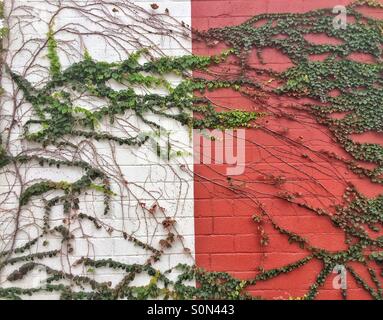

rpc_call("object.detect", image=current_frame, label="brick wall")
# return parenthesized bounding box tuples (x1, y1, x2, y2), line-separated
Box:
(0, 0, 194, 299)
(192, 0, 383, 300)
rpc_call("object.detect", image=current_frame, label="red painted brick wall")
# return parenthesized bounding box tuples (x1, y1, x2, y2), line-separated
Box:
(192, 0, 383, 300)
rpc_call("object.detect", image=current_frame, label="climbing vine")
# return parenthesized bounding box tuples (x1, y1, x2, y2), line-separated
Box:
(1, 0, 383, 300)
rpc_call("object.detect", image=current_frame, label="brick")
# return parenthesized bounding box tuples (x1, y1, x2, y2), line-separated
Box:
(211, 199, 234, 216)
(195, 217, 213, 234)
(195, 199, 212, 217)
(234, 234, 260, 252)
(196, 235, 234, 253)
(270, 216, 344, 235)
(210, 253, 263, 271)
(195, 254, 210, 269)
(194, 181, 216, 199)
(213, 217, 257, 234)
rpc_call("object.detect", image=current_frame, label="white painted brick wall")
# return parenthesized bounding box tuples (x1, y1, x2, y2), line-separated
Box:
(0, 0, 194, 299)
